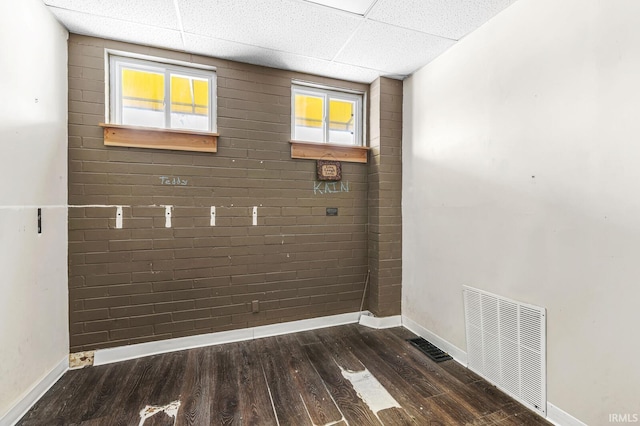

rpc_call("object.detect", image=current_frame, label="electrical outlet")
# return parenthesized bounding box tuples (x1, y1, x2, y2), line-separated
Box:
(251, 300, 259, 313)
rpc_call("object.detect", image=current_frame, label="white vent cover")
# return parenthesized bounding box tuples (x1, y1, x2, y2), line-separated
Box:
(463, 286, 546, 416)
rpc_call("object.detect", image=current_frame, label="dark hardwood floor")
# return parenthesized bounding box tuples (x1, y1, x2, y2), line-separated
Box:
(18, 325, 551, 425)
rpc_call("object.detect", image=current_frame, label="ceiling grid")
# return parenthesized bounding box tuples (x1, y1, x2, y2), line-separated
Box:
(43, 0, 518, 82)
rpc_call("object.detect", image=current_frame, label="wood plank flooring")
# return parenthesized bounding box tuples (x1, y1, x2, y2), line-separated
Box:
(17, 325, 552, 425)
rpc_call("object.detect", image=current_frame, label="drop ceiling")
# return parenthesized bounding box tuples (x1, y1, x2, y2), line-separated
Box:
(43, 0, 518, 83)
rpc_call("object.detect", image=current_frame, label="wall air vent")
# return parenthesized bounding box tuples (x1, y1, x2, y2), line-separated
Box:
(463, 286, 546, 416)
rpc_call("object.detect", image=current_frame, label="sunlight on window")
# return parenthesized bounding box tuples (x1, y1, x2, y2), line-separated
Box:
(295, 93, 324, 142)
(329, 99, 355, 144)
(121, 69, 165, 128)
(293, 89, 360, 145)
(170, 74, 209, 131)
(112, 56, 215, 132)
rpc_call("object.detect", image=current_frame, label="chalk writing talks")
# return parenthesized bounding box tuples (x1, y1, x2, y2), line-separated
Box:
(314, 181, 349, 195)
(159, 176, 188, 186)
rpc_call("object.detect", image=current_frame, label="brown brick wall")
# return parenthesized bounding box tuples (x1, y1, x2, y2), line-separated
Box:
(68, 34, 370, 352)
(367, 77, 403, 317)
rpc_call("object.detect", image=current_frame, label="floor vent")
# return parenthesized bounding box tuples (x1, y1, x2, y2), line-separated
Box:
(463, 286, 546, 416)
(407, 337, 453, 362)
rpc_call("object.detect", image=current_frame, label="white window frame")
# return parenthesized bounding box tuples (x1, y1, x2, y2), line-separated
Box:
(291, 82, 364, 146)
(107, 52, 217, 133)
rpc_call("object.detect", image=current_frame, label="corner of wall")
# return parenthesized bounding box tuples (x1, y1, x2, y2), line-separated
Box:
(0, 0, 69, 420)
(367, 77, 403, 317)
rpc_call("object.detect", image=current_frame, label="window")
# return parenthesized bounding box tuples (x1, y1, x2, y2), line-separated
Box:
(292, 83, 363, 146)
(110, 55, 216, 132)
(102, 53, 218, 153)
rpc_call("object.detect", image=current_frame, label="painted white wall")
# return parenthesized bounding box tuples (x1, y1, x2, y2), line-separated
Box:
(0, 0, 69, 421)
(403, 0, 640, 424)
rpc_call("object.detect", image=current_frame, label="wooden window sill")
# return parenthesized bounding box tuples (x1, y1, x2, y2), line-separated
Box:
(290, 140, 368, 163)
(100, 123, 218, 153)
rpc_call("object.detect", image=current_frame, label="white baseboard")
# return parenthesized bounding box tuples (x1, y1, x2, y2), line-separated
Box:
(401, 316, 588, 426)
(94, 328, 254, 365)
(253, 312, 360, 338)
(358, 313, 402, 329)
(547, 402, 588, 426)
(0, 356, 68, 426)
(95, 312, 362, 366)
(1, 315, 587, 426)
(401, 315, 468, 365)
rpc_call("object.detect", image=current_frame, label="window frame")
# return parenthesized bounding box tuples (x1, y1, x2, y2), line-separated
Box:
(291, 82, 364, 147)
(106, 51, 217, 134)
(102, 51, 218, 153)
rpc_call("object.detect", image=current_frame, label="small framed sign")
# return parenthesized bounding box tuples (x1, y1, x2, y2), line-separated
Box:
(317, 160, 342, 181)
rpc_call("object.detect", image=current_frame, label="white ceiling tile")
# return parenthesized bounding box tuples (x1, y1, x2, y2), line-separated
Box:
(43, 0, 179, 29)
(184, 34, 286, 66)
(367, 0, 516, 40)
(302, 0, 376, 15)
(334, 20, 456, 76)
(44, 0, 522, 82)
(285, 56, 383, 83)
(184, 34, 382, 83)
(178, 0, 362, 60)
(49, 8, 184, 52)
